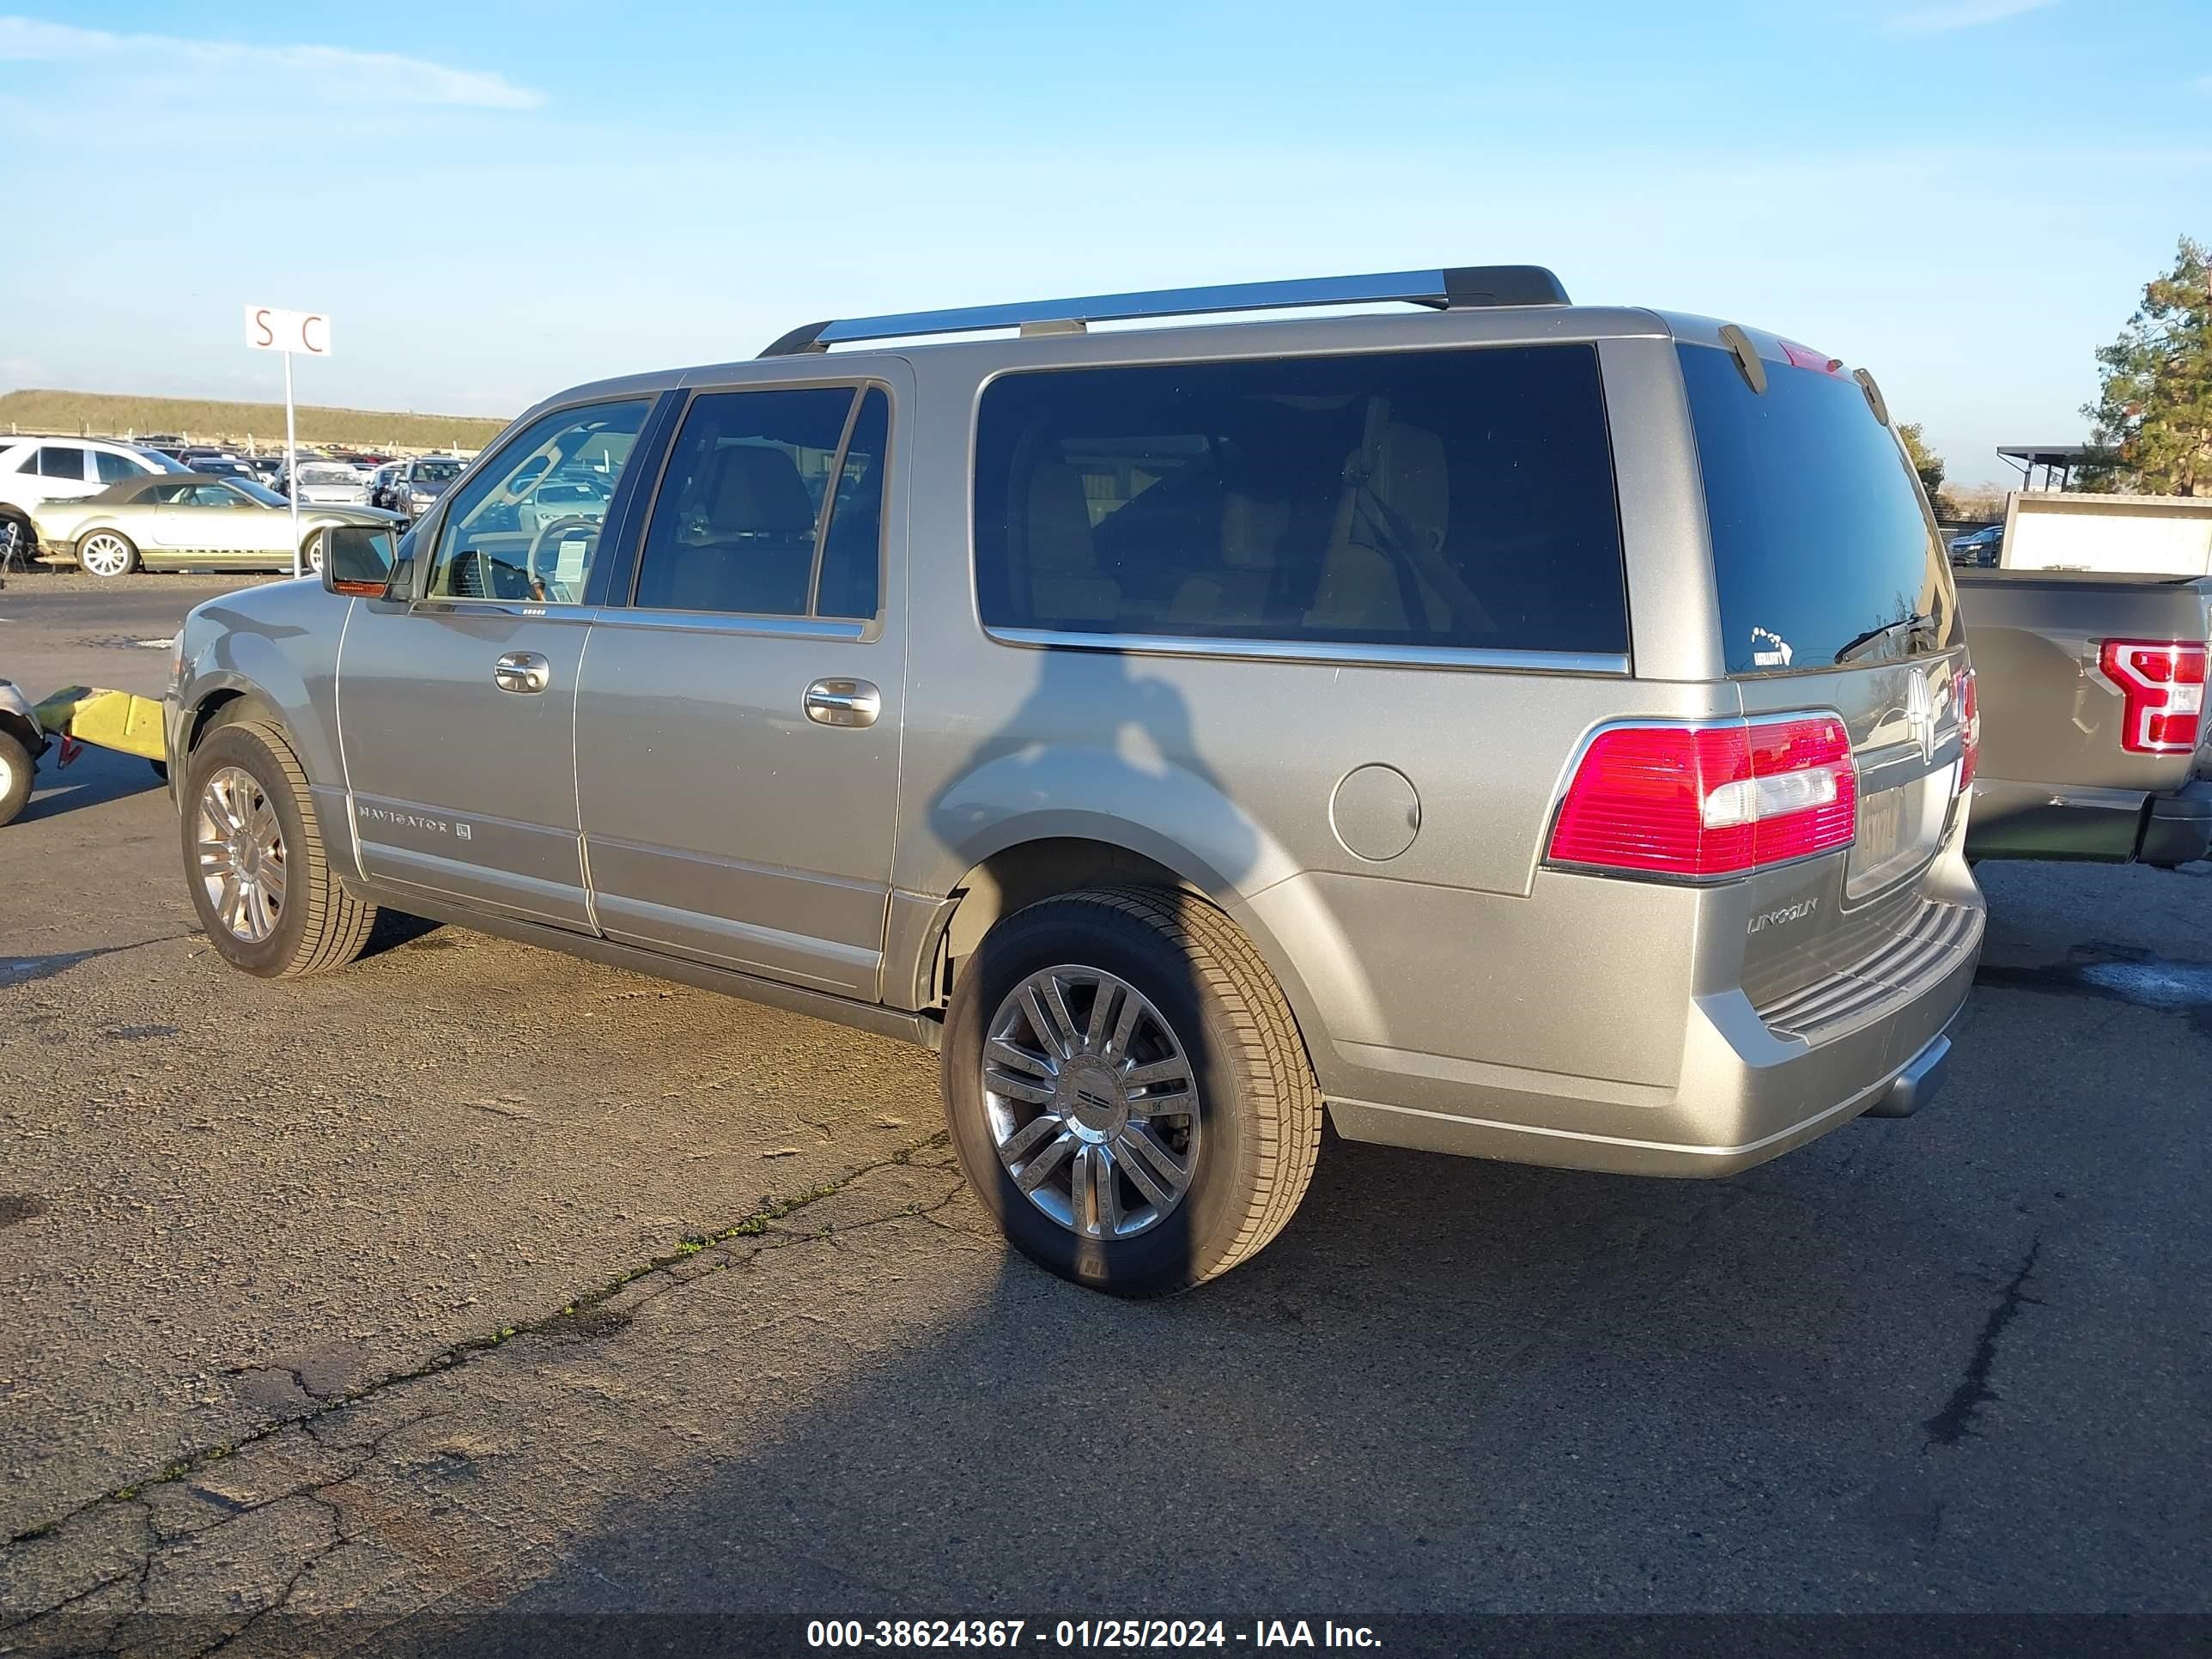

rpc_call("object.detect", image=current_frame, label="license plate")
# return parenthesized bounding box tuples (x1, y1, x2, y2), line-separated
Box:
(1857, 787, 1906, 866)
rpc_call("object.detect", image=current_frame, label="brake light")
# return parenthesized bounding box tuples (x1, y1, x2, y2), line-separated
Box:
(1547, 714, 1858, 880)
(2099, 640, 2207, 755)
(1778, 339, 1844, 374)
(1957, 667, 1980, 790)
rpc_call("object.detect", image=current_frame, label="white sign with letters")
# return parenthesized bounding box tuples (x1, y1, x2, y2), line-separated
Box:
(243, 302, 334, 577)
(244, 306, 333, 357)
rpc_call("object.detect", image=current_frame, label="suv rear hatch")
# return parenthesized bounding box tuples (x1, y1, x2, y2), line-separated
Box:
(1676, 334, 1975, 1026)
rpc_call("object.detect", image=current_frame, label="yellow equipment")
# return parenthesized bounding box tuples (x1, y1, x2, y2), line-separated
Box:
(31, 686, 169, 762)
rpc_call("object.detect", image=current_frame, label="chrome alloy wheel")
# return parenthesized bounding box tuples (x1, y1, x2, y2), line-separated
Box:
(982, 965, 1200, 1240)
(194, 765, 287, 942)
(78, 532, 132, 578)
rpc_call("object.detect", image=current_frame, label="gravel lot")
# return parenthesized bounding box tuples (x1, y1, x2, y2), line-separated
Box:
(1, 573, 2207, 1650)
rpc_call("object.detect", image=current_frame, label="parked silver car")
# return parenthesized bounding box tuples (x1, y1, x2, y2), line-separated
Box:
(166, 265, 1984, 1295)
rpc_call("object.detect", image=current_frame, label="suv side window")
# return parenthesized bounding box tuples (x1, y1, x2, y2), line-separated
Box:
(633, 386, 885, 618)
(36, 447, 87, 481)
(973, 344, 1628, 657)
(94, 450, 145, 483)
(425, 400, 647, 603)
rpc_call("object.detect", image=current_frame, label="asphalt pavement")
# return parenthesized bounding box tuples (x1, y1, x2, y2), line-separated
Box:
(1, 572, 2207, 1651)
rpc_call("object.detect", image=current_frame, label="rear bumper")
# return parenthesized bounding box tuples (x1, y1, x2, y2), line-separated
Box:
(1968, 776, 2212, 866)
(2140, 779, 2212, 867)
(1325, 887, 1983, 1178)
(1966, 778, 2154, 862)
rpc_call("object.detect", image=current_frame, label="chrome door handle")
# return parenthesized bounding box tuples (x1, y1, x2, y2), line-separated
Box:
(493, 651, 551, 694)
(803, 678, 881, 728)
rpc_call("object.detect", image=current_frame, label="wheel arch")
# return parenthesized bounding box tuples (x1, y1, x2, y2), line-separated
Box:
(902, 828, 1344, 1089)
(0, 706, 44, 763)
(72, 520, 137, 561)
(184, 686, 276, 757)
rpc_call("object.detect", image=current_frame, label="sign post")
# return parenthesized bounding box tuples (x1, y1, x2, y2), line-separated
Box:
(244, 306, 332, 579)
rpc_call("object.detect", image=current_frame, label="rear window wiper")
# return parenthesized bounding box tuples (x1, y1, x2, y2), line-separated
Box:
(1833, 611, 1937, 665)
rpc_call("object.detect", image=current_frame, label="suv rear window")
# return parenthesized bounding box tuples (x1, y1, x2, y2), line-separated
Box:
(1679, 343, 1956, 675)
(974, 344, 1628, 657)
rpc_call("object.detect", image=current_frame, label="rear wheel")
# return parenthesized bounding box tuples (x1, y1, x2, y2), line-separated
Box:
(77, 530, 137, 579)
(942, 886, 1323, 1297)
(301, 528, 326, 574)
(0, 730, 33, 827)
(181, 719, 376, 976)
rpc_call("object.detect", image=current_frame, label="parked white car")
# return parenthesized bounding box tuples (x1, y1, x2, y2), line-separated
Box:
(0, 437, 189, 551)
(278, 460, 371, 507)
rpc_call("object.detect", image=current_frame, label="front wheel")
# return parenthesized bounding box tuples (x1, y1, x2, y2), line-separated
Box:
(301, 528, 326, 574)
(181, 719, 376, 976)
(77, 530, 138, 579)
(942, 886, 1323, 1297)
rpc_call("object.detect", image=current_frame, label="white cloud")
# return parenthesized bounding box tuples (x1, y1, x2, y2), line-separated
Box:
(0, 15, 544, 110)
(1884, 0, 2058, 33)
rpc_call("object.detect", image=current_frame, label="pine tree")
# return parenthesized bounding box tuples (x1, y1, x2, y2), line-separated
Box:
(2083, 236, 2212, 496)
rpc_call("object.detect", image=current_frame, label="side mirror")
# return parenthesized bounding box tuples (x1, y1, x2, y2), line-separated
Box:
(321, 524, 397, 598)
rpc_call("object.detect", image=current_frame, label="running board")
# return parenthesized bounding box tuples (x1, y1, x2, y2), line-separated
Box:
(360, 889, 943, 1052)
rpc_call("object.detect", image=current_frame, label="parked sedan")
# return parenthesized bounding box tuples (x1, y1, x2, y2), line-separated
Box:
(381, 454, 465, 520)
(31, 475, 402, 577)
(1948, 524, 2002, 566)
(275, 460, 372, 507)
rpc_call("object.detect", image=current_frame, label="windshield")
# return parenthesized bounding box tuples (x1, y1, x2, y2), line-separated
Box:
(413, 459, 461, 483)
(137, 449, 191, 473)
(228, 478, 288, 507)
(299, 465, 357, 485)
(1679, 343, 1956, 674)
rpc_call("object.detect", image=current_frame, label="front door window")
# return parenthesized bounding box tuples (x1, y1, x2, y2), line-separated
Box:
(426, 402, 647, 604)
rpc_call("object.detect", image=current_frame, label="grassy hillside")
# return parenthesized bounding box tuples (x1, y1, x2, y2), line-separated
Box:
(0, 388, 510, 452)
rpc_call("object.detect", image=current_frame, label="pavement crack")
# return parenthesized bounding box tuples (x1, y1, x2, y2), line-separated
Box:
(2, 1130, 950, 1556)
(1923, 1236, 2045, 1449)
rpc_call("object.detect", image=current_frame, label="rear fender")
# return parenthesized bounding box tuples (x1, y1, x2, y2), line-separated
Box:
(916, 748, 1382, 1086)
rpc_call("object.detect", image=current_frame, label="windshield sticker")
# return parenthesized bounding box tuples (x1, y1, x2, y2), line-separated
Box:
(1751, 626, 1795, 669)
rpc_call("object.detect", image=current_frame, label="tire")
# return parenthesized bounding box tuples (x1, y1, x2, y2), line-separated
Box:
(0, 729, 32, 828)
(180, 718, 376, 977)
(301, 528, 326, 575)
(942, 885, 1323, 1297)
(0, 512, 35, 568)
(76, 528, 138, 579)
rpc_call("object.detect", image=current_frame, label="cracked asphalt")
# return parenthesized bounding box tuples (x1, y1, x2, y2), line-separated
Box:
(2, 574, 2209, 1650)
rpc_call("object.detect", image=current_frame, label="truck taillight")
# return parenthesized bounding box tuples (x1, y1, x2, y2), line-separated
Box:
(1547, 714, 1858, 881)
(1958, 667, 1980, 790)
(2099, 640, 2207, 755)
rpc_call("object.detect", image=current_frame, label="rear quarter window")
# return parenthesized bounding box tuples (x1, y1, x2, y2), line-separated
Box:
(973, 344, 1628, 658)
(1680, 343, 1956, 674)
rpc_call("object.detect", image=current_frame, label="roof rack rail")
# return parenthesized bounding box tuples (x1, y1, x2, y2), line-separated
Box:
(758, 264, 1570, 357)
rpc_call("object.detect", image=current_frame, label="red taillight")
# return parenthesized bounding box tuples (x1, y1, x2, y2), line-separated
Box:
(1547, 715, 1858, 880)
(1957, 666, 1980, 790)
(2099, 639, 2207, 755)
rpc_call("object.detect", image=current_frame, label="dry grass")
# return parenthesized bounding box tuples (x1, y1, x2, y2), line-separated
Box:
(0, 388, 508, 451)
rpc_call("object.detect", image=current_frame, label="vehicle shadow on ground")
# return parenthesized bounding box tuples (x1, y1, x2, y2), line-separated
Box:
(420, 1060, 2099, 1632)
(15, 744, 163, 823)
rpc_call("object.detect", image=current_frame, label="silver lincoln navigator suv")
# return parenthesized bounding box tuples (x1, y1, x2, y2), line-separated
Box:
(167, 264, 1985, 1295)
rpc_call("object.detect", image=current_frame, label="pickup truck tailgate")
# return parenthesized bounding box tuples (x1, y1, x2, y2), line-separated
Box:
(1959, 569, 2212, 861)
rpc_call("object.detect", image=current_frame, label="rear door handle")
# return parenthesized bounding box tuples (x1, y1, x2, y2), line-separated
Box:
(493, 651, 550, 694)
(803, 678, 881, 728)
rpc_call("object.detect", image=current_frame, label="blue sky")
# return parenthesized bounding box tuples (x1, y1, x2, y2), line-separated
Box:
(2, 0, 2207, 483)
